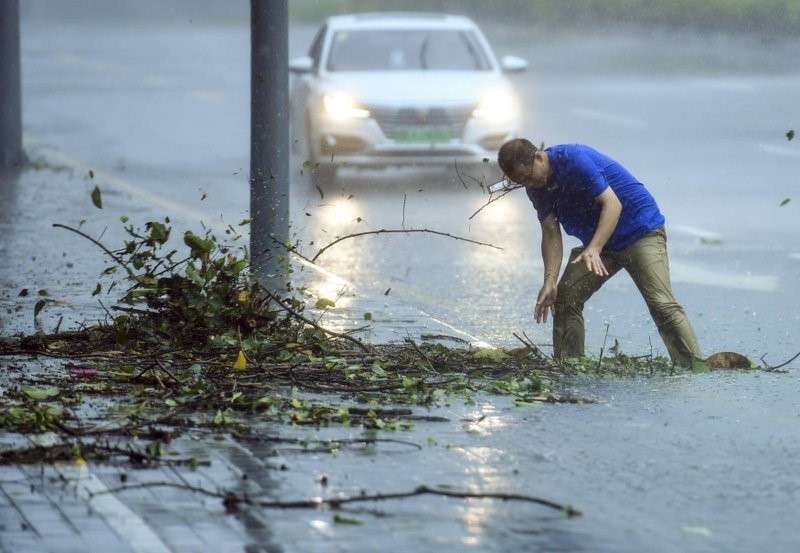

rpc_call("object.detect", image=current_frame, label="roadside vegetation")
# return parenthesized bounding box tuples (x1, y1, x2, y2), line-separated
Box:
(291, 0, 800, 36)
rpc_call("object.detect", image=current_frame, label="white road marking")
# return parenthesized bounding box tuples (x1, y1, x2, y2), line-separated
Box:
(57, 464, 173, 553)
(24, 141, 228, 234)
(571, 107, 648, 130)
(757, 143, 800, 160)
(667, 225, 778, 290)
(669, 224, 723, 242)
(670, 260, 778, 292)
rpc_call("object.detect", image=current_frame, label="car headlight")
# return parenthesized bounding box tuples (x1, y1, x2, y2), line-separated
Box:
(323, 92, 370, 120)
(473, 90, 518, 122)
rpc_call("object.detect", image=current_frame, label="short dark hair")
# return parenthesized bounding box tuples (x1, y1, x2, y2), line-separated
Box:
(498, 138, 538, 175)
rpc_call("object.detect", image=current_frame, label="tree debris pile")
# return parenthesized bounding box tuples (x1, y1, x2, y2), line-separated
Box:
(0, 210, 699, 467)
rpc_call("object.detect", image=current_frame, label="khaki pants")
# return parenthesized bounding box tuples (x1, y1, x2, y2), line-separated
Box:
(553, 226, 702, 367)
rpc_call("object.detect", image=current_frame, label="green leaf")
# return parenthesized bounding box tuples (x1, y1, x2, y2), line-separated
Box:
(333, 514, 363, 525)
(779, 198, 791, 207)
(787, 129, 795, 141)
(363, 312, 372, 321)
(92, 283, 102, 296)
(91, 185, 103, 209)
(23, 386, 61, 400)
(371, 361, 386, 377)
(682, 526, 713, 537)
(184, 231, 215, 257)
(315, 298, 336, 310)
(147, 221, 170, 244)
(34, 299, 47, 318)
(472, 348, 511, 362)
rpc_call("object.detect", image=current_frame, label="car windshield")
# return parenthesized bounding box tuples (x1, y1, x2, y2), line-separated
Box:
(326, 29, 492, 72)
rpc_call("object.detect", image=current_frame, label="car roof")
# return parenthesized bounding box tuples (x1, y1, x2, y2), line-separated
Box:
(324, 12, 479, 31)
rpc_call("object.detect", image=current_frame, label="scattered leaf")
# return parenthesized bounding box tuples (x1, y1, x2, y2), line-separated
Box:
(233, 350, 247, 371)
(779, 198, 791, 207)
(473, 348, 511, 362)
(333, 514, 363, 525)
(315, 298, 336, 310)
(787, 129, 795, 141)
(34, 299, 47, 318)
(22, 386, 61, 400)
(91, 185, 102, 209)
(363, 312, 372, 321)
(682, 526, 713, 537)
(92, 283, 102, 296)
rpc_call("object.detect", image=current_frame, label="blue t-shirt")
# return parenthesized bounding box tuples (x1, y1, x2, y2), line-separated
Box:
(526, 144, 665, 251)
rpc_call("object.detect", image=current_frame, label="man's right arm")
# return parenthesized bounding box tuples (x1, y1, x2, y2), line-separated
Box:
(535, 213, 563, 323)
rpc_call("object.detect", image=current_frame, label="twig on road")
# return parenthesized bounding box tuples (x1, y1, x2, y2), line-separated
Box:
(91, 481, 581, 517)
(310, 229, 502, 263)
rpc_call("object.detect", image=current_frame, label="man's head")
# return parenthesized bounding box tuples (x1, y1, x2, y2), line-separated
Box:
(498, 138, 549, 188)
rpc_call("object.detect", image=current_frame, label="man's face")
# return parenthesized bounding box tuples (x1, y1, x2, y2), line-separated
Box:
(508, 152, 548, 189)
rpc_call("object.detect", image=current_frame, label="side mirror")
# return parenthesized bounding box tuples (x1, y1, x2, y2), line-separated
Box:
(500, 55, 528, 74)
(289, 56, 314, 74)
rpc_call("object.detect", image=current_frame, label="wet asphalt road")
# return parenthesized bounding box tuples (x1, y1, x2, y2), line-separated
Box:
(2, 13, 800, 553)
(17, 20, 800, 361)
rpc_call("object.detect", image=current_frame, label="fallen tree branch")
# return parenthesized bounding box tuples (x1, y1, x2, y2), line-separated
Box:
(468, 186, 522, 220)
(91, 481, 581, 516)
(311, 229, 502, 263)
(52, 223, 131, 272)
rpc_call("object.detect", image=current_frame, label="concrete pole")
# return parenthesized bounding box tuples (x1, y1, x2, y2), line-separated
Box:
(0, 0, 24, 167)
(250, 0, 290, 293)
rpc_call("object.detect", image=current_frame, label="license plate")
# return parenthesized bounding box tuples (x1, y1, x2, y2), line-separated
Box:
(393, 126, 451, 143)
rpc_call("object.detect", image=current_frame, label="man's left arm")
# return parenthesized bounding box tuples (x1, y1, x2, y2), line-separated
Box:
(571, 187, 622, 276)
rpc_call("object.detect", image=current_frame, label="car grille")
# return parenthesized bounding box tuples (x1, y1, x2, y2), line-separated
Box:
(368, 104, 473, 139)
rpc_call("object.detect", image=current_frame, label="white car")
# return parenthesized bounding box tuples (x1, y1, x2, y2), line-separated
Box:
(289, 12, 527, 187)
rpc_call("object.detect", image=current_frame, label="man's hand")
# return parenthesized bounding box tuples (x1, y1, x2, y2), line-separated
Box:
(571, 246, 608, 276)
(535, 283, 558, 323)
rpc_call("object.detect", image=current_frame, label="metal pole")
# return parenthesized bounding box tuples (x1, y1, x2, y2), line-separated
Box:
(0, 0, 23, 167)
(250, 0, 290, 292)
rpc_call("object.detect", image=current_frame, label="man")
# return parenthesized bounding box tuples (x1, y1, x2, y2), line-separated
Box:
(497, 138, 701, 367)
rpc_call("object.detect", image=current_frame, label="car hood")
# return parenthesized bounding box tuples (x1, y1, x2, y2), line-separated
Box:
(319, 71, 512, 106)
